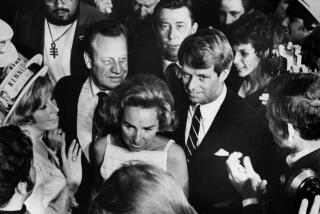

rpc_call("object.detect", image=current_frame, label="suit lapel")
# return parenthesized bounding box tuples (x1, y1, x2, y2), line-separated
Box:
(190, 90, 233, 159)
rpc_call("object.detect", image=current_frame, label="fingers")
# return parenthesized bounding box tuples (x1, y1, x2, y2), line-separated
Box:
(310, 195, 320, 214)
(60, 136, 66, 161)
(299, 199, 309, 214)
(227, 152, 247, 183)
(68, 140, 77, 159)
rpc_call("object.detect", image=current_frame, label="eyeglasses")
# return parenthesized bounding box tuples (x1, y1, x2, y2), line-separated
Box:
(44, 0, 73, 5)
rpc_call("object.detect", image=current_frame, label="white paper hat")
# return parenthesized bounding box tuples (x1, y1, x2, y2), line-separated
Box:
(0, 19, 18, 67)
(298, 0, 320, 23)
(0, 53, 48, 125)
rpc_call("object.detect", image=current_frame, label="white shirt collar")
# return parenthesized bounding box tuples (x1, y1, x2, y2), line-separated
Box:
(185, 85, 227, 146)
(89, 77, 109, 96)
(192, 84, 227, 118)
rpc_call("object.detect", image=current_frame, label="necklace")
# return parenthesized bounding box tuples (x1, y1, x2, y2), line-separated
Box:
(47, 21, 74, 58)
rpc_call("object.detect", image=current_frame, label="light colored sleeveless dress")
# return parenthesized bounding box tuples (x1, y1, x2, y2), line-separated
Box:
(100, 134, 174, 180)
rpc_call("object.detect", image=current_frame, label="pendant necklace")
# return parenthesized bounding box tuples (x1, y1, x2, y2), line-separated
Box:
(47, 21, 74, 58)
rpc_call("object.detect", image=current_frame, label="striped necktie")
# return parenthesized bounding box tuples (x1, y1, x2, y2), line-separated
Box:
(186, 105, 201, 162)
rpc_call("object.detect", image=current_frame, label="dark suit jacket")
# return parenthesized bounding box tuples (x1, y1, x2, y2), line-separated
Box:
(12, 2, 104, 80)
(53, 75, 92, 214)
(174, 88, 283, 214)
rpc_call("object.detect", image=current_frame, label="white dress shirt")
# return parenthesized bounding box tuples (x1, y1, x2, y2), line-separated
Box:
(43, 19, 77, 85)
(185, 84, 227, 146)
(77, 77, 104, 160)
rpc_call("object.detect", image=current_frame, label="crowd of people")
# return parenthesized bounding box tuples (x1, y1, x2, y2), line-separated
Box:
(0, 0, 320, 213)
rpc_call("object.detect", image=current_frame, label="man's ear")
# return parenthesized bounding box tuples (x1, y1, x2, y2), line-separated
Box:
(218, 69, 230, 82)
(84, 51, 92, 69)
(191, 22, 198, 34)
(16, 181, 28, 196)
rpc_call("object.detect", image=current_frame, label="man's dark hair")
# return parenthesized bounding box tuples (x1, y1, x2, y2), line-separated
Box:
(267, 73, 320, 141)
(302, 27, 320, 70)
(83, 19, 129, 59)
(153, 0, 194, 24)
(0, 125, 33, 207)
(178, 28, 234, 75)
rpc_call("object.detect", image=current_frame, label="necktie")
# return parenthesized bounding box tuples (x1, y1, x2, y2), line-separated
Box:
(92, 92, 107, 141)
(164, 63, 181, 85)
(186, 105, 201, 162)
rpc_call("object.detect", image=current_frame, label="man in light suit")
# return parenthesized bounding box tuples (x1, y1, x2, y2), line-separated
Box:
(53, 19, 128, 214)
(175, 28, 283, 214)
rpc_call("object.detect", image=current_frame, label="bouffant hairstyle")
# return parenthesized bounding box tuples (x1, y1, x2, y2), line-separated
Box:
(229, 11, 273, 55)
(7, 76, 52, 126)
(99, 74, 176, 135)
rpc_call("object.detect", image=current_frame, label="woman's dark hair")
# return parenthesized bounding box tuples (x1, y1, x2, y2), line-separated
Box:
(229, 11, 273, 55)
(0, 125, 33, 207)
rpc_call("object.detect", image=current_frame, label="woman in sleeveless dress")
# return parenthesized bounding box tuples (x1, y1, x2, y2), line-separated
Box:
(91, 74, 189, 196)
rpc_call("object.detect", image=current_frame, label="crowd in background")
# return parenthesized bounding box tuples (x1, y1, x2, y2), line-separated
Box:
(0, 0, 320, 213)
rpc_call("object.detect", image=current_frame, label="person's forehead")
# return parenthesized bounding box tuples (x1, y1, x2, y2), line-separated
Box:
(134, 0, 158, 6)
(158, 7, 192, 23)
(182, 64, 214, 75)
(234, 43, 255, 51)
(220, 0, 244, 11)
(91, 34, 127, 56)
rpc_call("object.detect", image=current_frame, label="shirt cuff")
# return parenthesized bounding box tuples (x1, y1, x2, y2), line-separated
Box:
(242, 198, 259, 207)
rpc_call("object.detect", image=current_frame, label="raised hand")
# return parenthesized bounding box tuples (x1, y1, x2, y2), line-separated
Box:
(226, 152, 267, 199)
(61, 139, 82, 195)
(299, 196, 320, 214)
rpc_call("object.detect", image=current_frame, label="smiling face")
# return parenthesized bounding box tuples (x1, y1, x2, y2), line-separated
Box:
(85, 33, 128, 90)
(156, 7, 197, 62)
(181, 64, 227, 104)
(121, 106, 159, 152)
(32, 95, 59, 132)
(233, 43, 261, 77)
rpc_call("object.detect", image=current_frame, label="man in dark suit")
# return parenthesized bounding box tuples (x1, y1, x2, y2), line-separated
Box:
(12, 0, 105, 84)
(227, 73, 320, 214)
(53, 20, 128, 214)
(131, 0, 198, 83)
(175, 28, 282, 214)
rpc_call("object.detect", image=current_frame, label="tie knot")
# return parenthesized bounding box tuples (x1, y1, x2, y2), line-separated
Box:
(166, 63, 180, 73)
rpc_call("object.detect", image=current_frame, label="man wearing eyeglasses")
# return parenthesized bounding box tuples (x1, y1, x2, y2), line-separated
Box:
(53, 19, 128, 214)
(12, 0, 105, 85)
